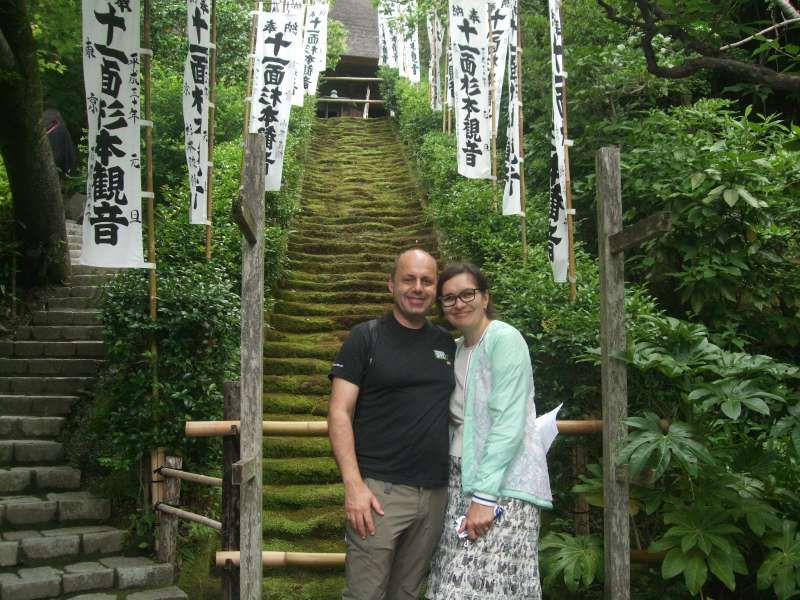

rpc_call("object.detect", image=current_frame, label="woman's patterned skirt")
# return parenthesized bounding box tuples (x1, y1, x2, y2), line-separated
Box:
(426, 456, 543, 600)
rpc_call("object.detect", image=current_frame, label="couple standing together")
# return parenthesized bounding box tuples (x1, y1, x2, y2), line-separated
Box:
(327, 248, 554, 600)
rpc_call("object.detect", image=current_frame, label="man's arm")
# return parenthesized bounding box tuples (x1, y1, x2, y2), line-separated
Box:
(328, 377, 384, 539)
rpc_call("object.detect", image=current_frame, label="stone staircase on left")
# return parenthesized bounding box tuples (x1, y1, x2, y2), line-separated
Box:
(0, 220, 187, 599)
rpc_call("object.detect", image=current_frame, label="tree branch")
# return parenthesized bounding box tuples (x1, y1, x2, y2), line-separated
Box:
(720, 17, 800, 50)
(773, 0, 800, 20)
(594, 0, 639, 28)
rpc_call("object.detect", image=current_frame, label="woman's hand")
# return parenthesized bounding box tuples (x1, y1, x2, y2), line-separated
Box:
(458, 501, 496, 540)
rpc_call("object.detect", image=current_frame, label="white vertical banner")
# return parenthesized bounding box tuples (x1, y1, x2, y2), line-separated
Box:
(249, 10, 302, 191)
(502, 0, 521, 215)
(183, 0, 212, 225)
(489, 1, 511, 135)
(378, 3, 393, 66)
(387, 1, 403, 69)
(290, 4, 306, 106)
(302, 2, 329, 95)
(401, 1, 421, 83)
(548, 0, 569, 282)
(449, 0, 491, 179)
(81, 0, 149, 268)
(427, 13, 444, 110)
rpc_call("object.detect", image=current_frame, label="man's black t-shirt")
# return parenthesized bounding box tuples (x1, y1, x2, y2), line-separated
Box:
(330, 313, 455, 488)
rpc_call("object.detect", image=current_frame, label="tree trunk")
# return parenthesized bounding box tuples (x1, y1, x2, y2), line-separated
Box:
(0, 0, 69, 286)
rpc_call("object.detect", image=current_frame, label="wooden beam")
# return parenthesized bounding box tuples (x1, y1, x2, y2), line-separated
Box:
(232, 456, 258, 486)
(239, 131, 266, 600)
(156, 502, 222, 531)
(186, 419, 605, 437)
(317, 97, 385, 105)
(157, 456, 182, 567)
(320, 76, 383, 82)
(609, 211, 671, 254)
(232, 198, 256, 246)
(596, 146, 631, 600)
(222, 381, 241, 600)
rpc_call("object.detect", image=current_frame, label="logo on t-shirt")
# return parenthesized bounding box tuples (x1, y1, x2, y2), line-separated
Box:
(433, 350, 452, 365)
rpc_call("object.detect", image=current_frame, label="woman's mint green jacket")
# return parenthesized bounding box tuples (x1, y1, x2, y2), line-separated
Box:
(457, 320, 554, 509)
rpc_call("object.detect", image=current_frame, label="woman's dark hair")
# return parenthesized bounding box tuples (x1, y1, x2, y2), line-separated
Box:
(436, 262, 497, 318)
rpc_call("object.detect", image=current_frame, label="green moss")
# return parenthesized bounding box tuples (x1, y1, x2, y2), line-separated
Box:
(264, 456, 341, 484)
(263, 357, 331, 375)
(264, 483, 344, 508)
(273, 300, 389, 317)
(264, 436, 331, 458)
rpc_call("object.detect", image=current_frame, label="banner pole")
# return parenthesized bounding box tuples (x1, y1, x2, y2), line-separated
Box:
(515, 0, 527, 262)
(143, 0, 158, 395)
(205, 0, 218, 260)
(560, 3, 577, 299)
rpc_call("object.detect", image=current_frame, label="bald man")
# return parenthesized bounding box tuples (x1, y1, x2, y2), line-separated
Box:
(328, 249, 456, 600)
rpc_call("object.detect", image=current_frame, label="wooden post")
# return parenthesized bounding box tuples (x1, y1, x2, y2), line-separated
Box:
(157, 455, 183, 567)
(222, 381, 242, 600)
(237, 130, 266, 600)
(143, 0, 158, 397)
(205, 0, 218, 260)
(150, 447, 166, 506)
(596, 146, 630, 600)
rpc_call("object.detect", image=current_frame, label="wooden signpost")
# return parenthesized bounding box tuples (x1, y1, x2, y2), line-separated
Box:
(596, 146, 671, 600)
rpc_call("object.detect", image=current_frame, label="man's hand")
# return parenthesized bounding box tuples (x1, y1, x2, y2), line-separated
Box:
(345, 480, 384, 539)
(458, 501, 496, 540)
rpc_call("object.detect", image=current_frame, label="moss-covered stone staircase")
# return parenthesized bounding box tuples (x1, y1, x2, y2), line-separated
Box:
(260, 117, 438, 598)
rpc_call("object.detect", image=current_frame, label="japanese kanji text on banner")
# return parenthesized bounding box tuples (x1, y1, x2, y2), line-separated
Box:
(502, 0, 522, 216)
(548, 0, 569, 282)
(249, 7, 302, 191)
(302, 2, 329, 95)
(449, 0, 491, 179)
(81, 0, 150, 268)
(184, 0, 212, 225)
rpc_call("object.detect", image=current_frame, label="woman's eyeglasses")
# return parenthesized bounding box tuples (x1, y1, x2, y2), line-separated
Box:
(438, 288, 483, 307)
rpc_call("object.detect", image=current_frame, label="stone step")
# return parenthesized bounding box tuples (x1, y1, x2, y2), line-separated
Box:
(13, 326, 104, 342)
(0, 466, 81, 494)
(70, 265, 120, 276)
(281, 277, 388, 293)
(294, 214, 417, 227)
(287, 259, 392, 275)
(0, 358, 104, 377)
(263, 374, 329, 396)
(268, 313, 373, 334)
(0, 395, 77, 417)
(277, 289, 389, 305)
(287, 249, 400, 264)
(273, 300, 388, 318)
(285, 270, 388, 284)
(0, 417, 65, 440)
(66, 274, 114, 287)
(31, 310, 101, 326)
(0, 492, 110, 528)
(292, 220, 428, 236)
(0, 341, 106, 359)
(47, 296, 101, 310)
(263, 340, 338, 362)
(0, 377, 92, 395)
(0, 440, 64, 465)
(48, 286, 100, 300)
(263, 357, 331, 376)
(0, 557, 182, 598)
(0, 526, 125, 568)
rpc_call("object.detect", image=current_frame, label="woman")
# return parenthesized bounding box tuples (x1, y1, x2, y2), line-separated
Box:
(426, 263, 553, 600)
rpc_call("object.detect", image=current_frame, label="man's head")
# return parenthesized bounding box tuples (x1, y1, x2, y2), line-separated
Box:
(388, 248, 438, 329)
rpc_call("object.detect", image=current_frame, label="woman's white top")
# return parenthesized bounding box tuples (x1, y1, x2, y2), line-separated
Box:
(449, 343, 475, 458)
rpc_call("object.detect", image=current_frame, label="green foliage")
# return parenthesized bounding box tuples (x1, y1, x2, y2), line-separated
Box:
(326, 18, 348, 71)
(0, 158, 16, 312)
(758, 521, 800, 600)
(540, 532, 604, 593)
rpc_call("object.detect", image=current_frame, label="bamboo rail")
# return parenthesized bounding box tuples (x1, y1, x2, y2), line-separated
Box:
(216, 551, 346, 568)
(158, 467, 222, 487)
(186, 419, 604, 438)
(214, 549, 663, 568)
(155, 502, 222, 531)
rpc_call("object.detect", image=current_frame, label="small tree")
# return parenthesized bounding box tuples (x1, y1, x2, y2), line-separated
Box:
(0, 0, 69, 286)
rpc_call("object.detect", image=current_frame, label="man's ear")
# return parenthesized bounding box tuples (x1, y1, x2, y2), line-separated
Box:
(387, 276, 394, 294)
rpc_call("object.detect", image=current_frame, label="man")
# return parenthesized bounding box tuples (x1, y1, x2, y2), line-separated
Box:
(328, 248, 456, 600)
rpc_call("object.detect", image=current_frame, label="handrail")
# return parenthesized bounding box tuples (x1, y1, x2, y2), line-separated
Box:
(155, 502, 222, 531)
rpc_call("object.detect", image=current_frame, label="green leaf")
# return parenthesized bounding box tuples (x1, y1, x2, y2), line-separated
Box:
(708, 549, 737, 591)
(684, 551, 709, 595)
(662, 547, 685, 579)
(723, 188, 739, 207)
(737, 187, 762, 208)
(721, 398, 742, 420)
(690, 172, 706, 190)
